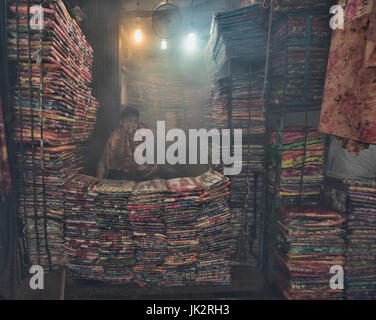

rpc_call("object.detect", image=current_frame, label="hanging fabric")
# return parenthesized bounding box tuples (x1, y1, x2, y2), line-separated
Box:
(319, 0, 376, 153)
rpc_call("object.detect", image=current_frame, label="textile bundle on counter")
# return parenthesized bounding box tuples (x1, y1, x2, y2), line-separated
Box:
(206, 5, 267, 76)
(0, 98, 11, 201)
(64, 175, 102, 280)
(95, 179, 136, 283)
(17, 145, 84, 270)
(346, 179, 376, 300)
(268, 127, 324, 206)
(275, 206, 346, 300)
(196, 170, 232, 285)
(7, 0, 99, 145)
(269, 9, 332, 106)
(319, 0, 376, 151)
(162, 177, 202, 286)
(128, 180, 167, 287)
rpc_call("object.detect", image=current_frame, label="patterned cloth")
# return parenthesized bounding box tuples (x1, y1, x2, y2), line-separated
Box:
(319, 0, 376, 152)
(275, 206, 346, 300)
(0, 98, 11, 202)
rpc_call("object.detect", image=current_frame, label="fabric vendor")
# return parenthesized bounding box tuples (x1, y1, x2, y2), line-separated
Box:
(96, 106, 158, 181)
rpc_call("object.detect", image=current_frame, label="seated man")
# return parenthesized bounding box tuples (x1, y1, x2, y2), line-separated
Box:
(96, 106, 158, 181)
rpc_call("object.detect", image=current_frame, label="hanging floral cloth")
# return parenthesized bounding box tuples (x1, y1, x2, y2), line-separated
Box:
(319, 0, 376, 153)
(0, 98, 12, 202)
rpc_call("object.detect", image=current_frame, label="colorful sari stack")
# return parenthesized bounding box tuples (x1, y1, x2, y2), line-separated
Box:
(206, 5, 267, 75)
(346, 180, 376, 300)
(64, 175, 102, 280)
(7, 0, 99, 145)
(163, 177, 203, 286)
(128, 180, 168, 287)
(204, 77, 229, 131)
(269, 9, 332, 107)
(205, 74, 266, 134)
(268, 127, 324, 206)
(196, 170, 232, 285)
(275, 206, 346, 300)
(16, 145, 82, 270)
(231, 67, 266, 136)
(95, 179, 136, 283)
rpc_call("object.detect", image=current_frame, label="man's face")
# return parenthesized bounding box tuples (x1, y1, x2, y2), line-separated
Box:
(121, 116, 139, 127)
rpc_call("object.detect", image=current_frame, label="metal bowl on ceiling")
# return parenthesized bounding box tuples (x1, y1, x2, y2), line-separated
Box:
(152, 0, 183, 39)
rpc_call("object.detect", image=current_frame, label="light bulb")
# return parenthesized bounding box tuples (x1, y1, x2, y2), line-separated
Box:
(161, 39, 167, 50)
(185, 32, 196, 52)
(135, 29, 142, 43)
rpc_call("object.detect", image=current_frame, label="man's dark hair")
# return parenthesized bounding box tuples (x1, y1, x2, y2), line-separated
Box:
(120, 106, 140, 120)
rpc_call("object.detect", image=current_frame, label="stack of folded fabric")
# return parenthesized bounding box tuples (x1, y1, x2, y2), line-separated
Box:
(206, 5, 267, 75)
(7, 0, 99, 145)
(271, 0, 336, 13)
(95, 179, 136, 283)
(346, 180, 376, 300)
(195, 170, 232, 285)
(16, 145, 83, 270)
(205, 74, 266, 134)
(268, 127, 324, 206)
(128, 180, 168, 287)
(204, 77, 229, 131)
(231, 67, 266, 136)
(163, 177, 203, 286)
(269, 10, 332, 106)
(126, 65, 192, 131)
(64, 175, 102, 280)
(275, 206, 346, 300)
(98, 232, 134, 283)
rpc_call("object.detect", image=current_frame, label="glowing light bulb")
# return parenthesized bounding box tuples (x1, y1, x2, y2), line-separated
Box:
(161, 39, 167, 50)
(185, 32, 196, 52)
(135, 29, 142, 43)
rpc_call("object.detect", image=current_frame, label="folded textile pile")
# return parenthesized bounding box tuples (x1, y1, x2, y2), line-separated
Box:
(126, 64, 203, 131)
(95, 179, 136, 283)
(162, 177, 203, 286)
(128, 180, 168, 287)
(346, 181, 376, 300)
(17, 145, 83, 270)
(205, 73, 266, 134)
(271, 0, 336, 13)
(206, 5, 267, 75)
(98, 232, 134, 283)
(64, 175, 102, 280)
(269, 10, 331, 106)
(7, 0, 99, 145)
(268, 127, 324, 206)
(231, 69, 266, 136)
(195, 170, 232, 285)
(204, 77, 229, 131)
(275, 206, 346, 300)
